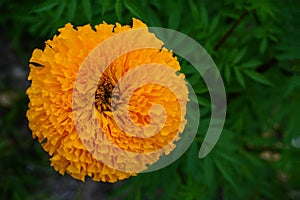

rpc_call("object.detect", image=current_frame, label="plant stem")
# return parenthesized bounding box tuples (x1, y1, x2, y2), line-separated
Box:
(214, 11, 248, 51)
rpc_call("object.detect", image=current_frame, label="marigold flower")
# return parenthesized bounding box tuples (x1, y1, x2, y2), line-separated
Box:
(27, 18, 188, 182)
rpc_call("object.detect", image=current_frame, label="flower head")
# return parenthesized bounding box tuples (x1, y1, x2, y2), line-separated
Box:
(27, 19, 188, 182)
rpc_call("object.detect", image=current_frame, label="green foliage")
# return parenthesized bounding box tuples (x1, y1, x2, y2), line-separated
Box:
(0, 0, 299, 199)
(0, 95, 51, 199)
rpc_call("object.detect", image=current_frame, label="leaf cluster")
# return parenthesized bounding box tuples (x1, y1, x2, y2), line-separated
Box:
(0, 0, 299, 199)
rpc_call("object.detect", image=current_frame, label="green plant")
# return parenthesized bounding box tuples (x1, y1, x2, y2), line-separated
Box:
(0, 0, 299, 199)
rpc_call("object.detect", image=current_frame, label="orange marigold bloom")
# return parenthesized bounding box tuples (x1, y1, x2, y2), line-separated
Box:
(27, 18, 188, 182)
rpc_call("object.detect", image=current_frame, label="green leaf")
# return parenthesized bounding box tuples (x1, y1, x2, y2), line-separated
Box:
(197, 96, 211, 107)
(221, 8, 239, 18)
(124, 0, 147, 21)
(168, 9, 181, 29)
(215, 160, 241, 195)
(135, 188, 142, 200)
(270, 105, 290, 125)
(224, 65, 231, 83)
(188, 0, 199, 20)
(101, 0, 112, 16)
(234, 68, 245, 87)
(268, 34, 278, 42)
(260, 38, 268, 53)
(40, 23, 56, 37)
(194, 86, 208, 95)
(31, 1, 58, 13)
(241, 60, 262, 68)
(216, 151, 243, 167)
(115, 0, 123, 22)
(232, 48, 247, 64)
(53, 0, 66, 22)
(187, 142, 198, 173)
(28, 20, 43, 34)
(82, 0, 92, 22)
(67, 0, 77, 21)
(146, 7, 161, 26)
(240, 150, 265, 168)
(200, 4, 208, 28)
(208, 15, 219, 34)
(203, 157, 216, 194)
(244, 70, 273, 86)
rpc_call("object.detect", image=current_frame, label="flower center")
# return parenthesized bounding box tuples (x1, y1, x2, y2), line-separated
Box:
(95, 76, 114, 112)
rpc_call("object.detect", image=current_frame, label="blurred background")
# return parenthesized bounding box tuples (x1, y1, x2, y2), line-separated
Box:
(0, 0, 299, 199)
